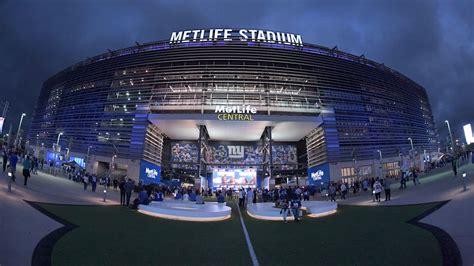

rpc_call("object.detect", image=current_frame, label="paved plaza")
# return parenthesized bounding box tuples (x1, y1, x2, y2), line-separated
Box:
(0, 163, 473, 266)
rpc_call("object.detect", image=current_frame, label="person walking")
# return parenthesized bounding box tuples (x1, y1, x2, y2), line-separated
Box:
(7, 165, 14, 192)
(124, 179, 134, 206)
(384, 178, 391, 201)
(8, 152, 18, 182)
(22, 156, 32, 186)
(452, 158, 457, 176)
(280, 199, 289, 223)
(2, 150, 8, 173)
(119, 179, 126, 205)
(373, 179, 383, 202)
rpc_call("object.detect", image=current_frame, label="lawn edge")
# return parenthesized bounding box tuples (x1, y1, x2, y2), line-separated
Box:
(24, 200, 79, 266)
(406, 200, 462, 266)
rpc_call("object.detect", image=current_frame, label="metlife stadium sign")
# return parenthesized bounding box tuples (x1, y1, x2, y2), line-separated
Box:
(170, 29, 303, 46)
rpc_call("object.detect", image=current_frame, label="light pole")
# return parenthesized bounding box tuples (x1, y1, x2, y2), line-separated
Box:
(407, 138, 414, 150)
(15, 113, 26, 149)
(53, 132, 63, 162)
(408, 138, 415, 169)
(86, 145, 92, 169)
(445, 120, 455, 152)
(56, 132, 63, 146)
(377, 149, 383, 177)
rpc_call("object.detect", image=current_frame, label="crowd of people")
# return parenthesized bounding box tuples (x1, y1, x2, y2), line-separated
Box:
(3, 144, 471, 224)
(2, 148, 42, 190)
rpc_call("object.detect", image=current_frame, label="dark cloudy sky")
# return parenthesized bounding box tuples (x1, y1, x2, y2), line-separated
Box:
(1, 0, 473, 142)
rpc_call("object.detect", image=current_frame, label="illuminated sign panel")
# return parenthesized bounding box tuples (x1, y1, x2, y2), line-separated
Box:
(0, 117, 4, 134)
(215, 105, 256, 121)
(139, 160, 161, 185)
(170, 29, 303, 46)
(464, 124, 473, 144)
(308, 163, 330, 187)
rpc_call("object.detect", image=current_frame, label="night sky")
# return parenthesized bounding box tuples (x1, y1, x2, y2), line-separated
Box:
(1, 0, 472, 142)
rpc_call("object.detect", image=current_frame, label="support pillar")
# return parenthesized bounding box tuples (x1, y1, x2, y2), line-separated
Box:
(261, 126, 273, 189)
(196, 125, 209, 190)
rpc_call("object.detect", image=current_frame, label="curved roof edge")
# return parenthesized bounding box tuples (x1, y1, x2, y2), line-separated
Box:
(50, 39, 418, 88)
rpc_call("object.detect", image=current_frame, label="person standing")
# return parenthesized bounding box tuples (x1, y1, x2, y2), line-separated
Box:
(290, 197, 302, 222)
(238, 189, 245, 207)
(247, 188, 254, 205)
(329, 184, 336, 202)
(82, 174, 89, 191)
(22, 156, 32, 186)
(2, 149, 8, 173)
(280, 199, 289, 224)
(373, 179, 383, 202)
(384, 177, 392, 201)
(362, 179, 368, 191)
(124, 179, 134, 206)
(119, 179, 126, 205)
(91, 175, 97, 192)
(340, 183, 347, 200)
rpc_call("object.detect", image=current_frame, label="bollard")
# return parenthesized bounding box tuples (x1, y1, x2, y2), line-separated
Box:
(462, 172, 467, 191)
(7, 171, 13, 192)
(103, 187, 107, 202)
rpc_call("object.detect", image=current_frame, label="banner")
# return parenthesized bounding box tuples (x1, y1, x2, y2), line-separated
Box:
(170, 141, 298, 170)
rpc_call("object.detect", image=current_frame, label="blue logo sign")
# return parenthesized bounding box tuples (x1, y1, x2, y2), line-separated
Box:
(308, 163, 330, 187)
(139, 160, 161, 185)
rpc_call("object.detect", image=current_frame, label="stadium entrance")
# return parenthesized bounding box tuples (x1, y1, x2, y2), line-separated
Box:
(147, 113, 323, 189)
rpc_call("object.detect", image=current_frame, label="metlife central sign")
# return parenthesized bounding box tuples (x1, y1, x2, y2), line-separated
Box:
(215, 105, 257, 121)
(170, 29, 303, 46)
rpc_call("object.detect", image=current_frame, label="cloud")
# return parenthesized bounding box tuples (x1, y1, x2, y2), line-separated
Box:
(0, 0, 472, 142)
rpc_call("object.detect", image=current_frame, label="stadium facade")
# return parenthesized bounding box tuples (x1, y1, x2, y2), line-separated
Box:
(28, 28, 438, 188)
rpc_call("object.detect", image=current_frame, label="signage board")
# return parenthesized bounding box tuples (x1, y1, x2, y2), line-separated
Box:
(215, 105, 257, 121)
(139, 160, 161, 185)
(0, 117, 4, 134)
(308, 163, 330, 187)
(464, 124, 473, 145)
(170, 29, 303, 46)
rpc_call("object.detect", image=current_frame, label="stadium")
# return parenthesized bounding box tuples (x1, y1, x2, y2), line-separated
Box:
(28, 28, 438, 189)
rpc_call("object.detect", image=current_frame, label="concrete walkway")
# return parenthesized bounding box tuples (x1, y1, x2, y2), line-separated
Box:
(0, 165, 123, 266)
(1, 163, 473, 266)
(339, 163, 474, 265)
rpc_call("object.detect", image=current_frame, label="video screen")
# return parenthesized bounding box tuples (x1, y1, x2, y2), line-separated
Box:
(212, 169, 256, 189)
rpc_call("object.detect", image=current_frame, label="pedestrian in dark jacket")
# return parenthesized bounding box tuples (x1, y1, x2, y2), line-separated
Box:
(119, 180, 126, 205)
(124, 179, 134, 206)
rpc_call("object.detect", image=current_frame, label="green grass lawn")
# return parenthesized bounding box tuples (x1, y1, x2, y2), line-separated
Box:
(243, 204, 442, 266)
(38, 203, 251, 266)
(37, 202, 442, 266)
